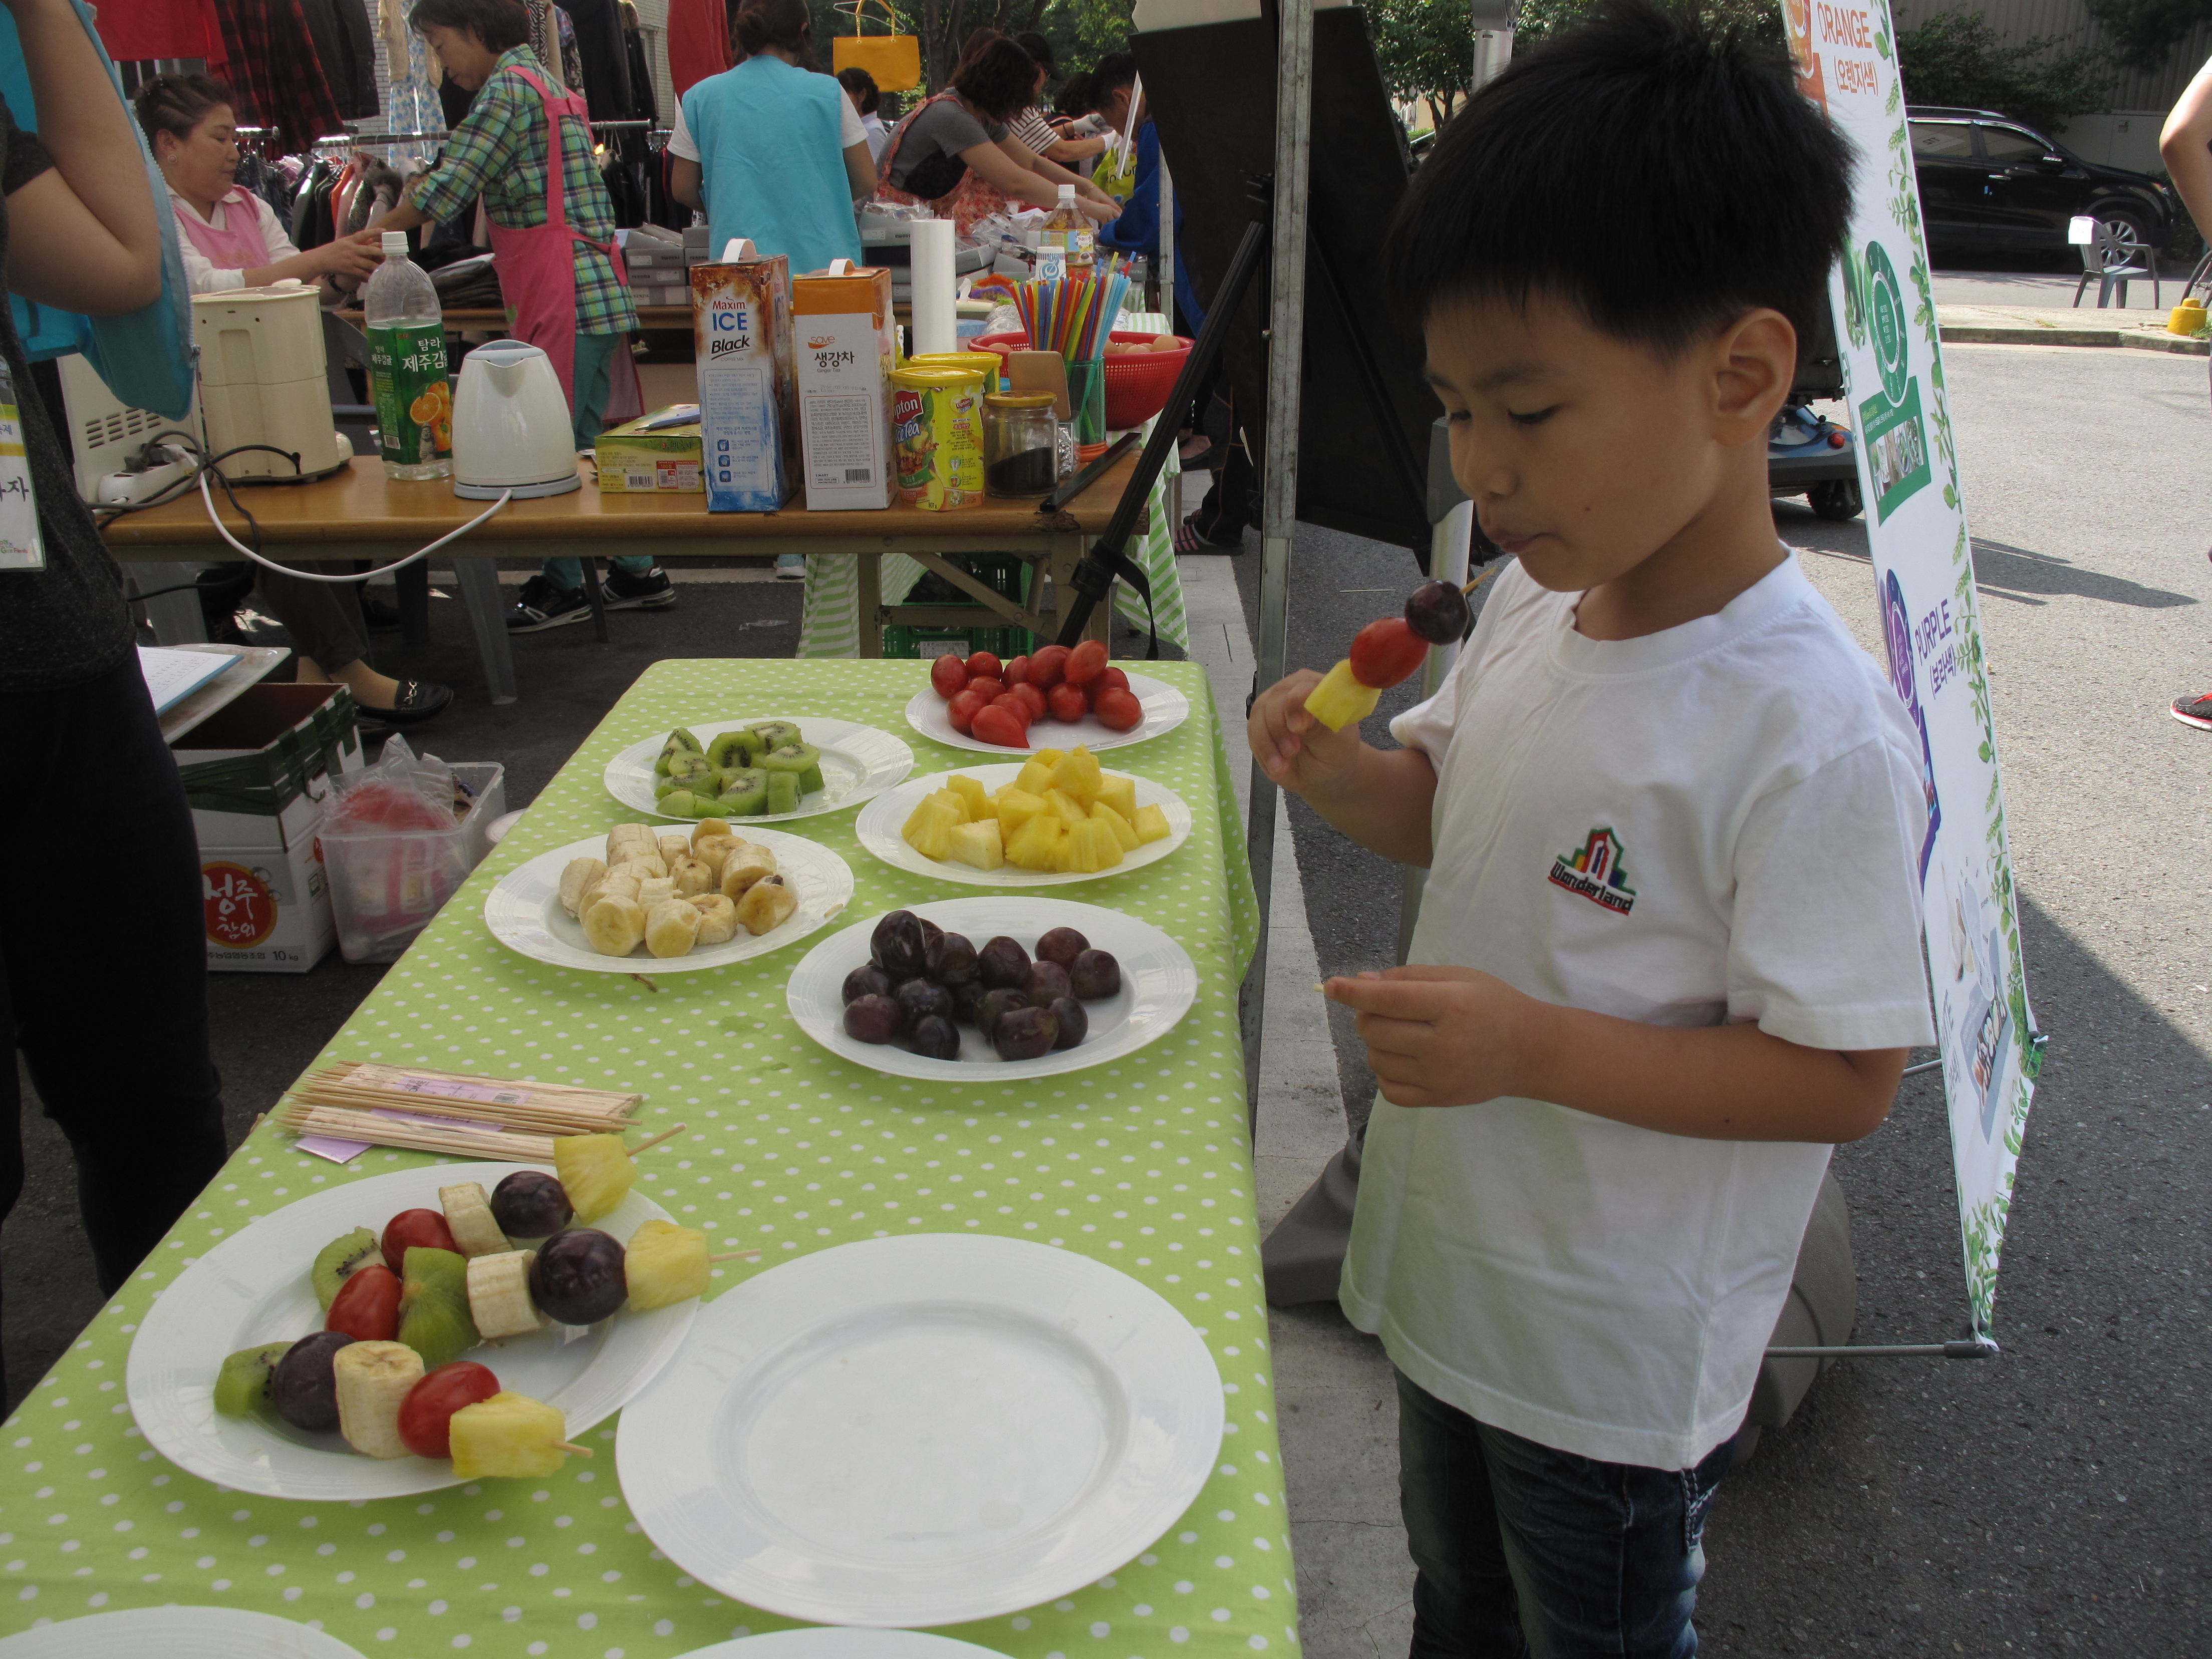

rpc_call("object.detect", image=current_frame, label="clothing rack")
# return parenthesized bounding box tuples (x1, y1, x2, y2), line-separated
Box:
(312, 131, 452, 150)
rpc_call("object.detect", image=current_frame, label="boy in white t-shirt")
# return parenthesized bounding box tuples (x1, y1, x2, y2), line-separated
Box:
(1247, 5, 1937, 1653)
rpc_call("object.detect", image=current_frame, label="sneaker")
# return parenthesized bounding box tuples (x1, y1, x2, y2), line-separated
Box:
(604, 563, 677, 609)
(507, 573, 591, 632)
(2172, 692, 2212, 729)
(775, 553, 806, 581)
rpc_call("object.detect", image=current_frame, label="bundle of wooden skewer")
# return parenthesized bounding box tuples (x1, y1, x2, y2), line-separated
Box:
(274, 1062, 643, 1163)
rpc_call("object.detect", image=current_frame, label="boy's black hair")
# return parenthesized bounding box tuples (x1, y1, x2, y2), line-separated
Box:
(1383, 0, 1852, 358)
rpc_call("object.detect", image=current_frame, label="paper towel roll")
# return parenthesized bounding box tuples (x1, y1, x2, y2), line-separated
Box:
(910, 218, 957, 357)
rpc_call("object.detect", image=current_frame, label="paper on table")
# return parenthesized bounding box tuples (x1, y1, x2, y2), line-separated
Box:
(294, 1105, 506, 1165)
(139, 646, 232, 715)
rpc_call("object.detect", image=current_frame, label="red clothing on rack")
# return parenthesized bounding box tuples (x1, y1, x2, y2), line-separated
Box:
(666, 0, 731, 100)
(91, 0, 226, 65)
(208, 0, 345, 148)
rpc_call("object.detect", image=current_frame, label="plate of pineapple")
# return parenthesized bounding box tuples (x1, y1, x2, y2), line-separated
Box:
(854, 748, 1191, 886)
(483, 817, 854, 974)
(126, 1142, 717, 1500)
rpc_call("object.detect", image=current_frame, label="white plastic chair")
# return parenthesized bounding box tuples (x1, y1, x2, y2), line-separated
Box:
(2072, 213, 2159, 309)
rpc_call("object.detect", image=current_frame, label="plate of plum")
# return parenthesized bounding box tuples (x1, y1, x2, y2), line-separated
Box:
(783, 899, 1198, 1081)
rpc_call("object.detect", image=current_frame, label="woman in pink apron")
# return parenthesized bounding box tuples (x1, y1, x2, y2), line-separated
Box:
(375, 0, 665, 634)
(134, 73, 454, 728)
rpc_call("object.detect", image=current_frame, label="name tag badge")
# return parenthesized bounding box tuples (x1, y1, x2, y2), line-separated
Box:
(0, 361, 45, 573)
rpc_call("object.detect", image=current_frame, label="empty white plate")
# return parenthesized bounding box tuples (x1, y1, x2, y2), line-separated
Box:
(0, 1608, 367, 1658)
(673, 1633, 1012, 1659)
(619, 1234, 1224, 1627)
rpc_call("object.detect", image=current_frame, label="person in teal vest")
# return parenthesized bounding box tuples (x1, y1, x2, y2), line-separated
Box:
(669, 0, 871, 280)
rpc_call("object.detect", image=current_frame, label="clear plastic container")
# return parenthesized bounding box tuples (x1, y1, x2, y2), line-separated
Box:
(322, 761, 505, 964)
(1038, 184, 1094, 281)
(363, 231, 453, 481)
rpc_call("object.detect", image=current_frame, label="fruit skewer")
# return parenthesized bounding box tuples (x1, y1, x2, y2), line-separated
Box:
(1303, 577, 1479, 732)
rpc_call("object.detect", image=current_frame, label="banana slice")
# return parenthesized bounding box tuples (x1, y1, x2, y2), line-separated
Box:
(668, 854, 714, 897)
(692, 817, 736, 847)
(439, 1181, 510, 1257)
(719, 844, 777, 900)
(614, 851, 669, 881)
(606, 823, 655, 863)
(582, 894, 646, 956)
(735, 873, 797, 936)
(657, 835, 690, 867)
(559, 858, 607, 918)
(466, 1249, 540, 1341)
(334, 1341, 424, 1459)
(645, 898, 703, 958)
(687, 893, 739, 944)
(637, 876, 676, 909)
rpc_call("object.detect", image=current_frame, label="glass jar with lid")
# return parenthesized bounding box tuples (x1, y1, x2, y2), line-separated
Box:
(983, 391, 1059, 499)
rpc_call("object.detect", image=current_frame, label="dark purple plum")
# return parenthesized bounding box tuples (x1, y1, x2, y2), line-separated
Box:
(1070, 948, 1122, 1000)
(871, 911, 928, 979)
(1047, 996, 1088, 1049)
(529, 1228, 628, 1325)
(272, 1330, 354, 1432)
(978, 935, 1030, 989)
(491, 1170, 573, 1240)
(992, 1004, 1060, 1061)
(910, 1014, 961, 1060)
(844, 994, 902, 1044)
(1034, 926, 1089, 970)
(1024, 960, 1071, 1004)
(1405, 578, 1472, 645)
(842, 963, 895, 1006)
(976, 987, 1029, 1032)
(896, 977, 954, 1032)
(917, 915, 944, 953)
(925, 930, 979, 985)
(950, 978, 989, 1024)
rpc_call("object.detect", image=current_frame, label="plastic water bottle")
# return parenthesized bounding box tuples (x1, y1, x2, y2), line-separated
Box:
(363, 231, 452, 481)
(1038, 184, 1094, 283)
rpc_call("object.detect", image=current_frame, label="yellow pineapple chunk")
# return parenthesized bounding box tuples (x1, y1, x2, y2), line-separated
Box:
(901, 796, 961, 861)
(1031, 747, 1068, 769)
(1052, 831, 1079, 873)
(1064, 816, 1124, 872)
(1046, 745, 1104, 805)
(994, 787, 1050, 837)
(1131, 803, 1173, 844)
(946, 774, 988, 817)
(948, 819, 1005, 871)
(928, 787, 971, 824)
(1090, 801, 1140, 852)
(1092, 773, 1137, 821)
(1004, 812, 1066, 871)
(1012, 759, 1055, 796)
(626, 1218, 710, 1310)
(449, 1391, 572, 1479)
(555, 1134, 635, 1224)
(1302, 659, 1380, 732)
(1042, 787, 1087, 826)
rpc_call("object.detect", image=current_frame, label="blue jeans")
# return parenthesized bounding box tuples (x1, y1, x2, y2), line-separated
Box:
(1395, 1370, 1733, 1659)
(545, 330, 650, 589)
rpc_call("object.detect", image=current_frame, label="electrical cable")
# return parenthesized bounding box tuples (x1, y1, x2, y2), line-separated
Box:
(197, 470, 512, 583)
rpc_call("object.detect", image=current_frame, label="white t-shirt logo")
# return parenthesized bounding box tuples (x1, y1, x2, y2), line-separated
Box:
(1547, 826, 1636, 916)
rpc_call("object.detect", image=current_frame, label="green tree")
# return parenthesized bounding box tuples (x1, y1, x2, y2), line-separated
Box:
(1894, 11, 2112, 132)
(1514, 0, 1780, 48)
(2082, 0, 2206, 72)
(1369, 0, 1476, 125)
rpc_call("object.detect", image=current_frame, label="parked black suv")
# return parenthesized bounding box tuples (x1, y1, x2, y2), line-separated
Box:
(1907, 106, 2176, 259)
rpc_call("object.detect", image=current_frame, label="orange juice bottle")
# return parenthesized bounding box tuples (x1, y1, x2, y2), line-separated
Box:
(1039, 185, 1094, 282)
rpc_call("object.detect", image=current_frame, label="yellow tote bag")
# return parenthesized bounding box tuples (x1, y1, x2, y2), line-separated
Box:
(832, 0, 921, 91)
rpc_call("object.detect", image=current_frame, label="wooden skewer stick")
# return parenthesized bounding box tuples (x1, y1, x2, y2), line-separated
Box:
(708, 1250, 761, 1263)
(1461, 564, 1503, 596)
(628, 1123, 687, 1157)
(556, 1443, 595, 1458)
(630, 973, 661, 993)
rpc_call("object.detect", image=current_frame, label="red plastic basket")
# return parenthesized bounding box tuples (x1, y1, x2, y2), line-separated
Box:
(967, 330, 1192, 431)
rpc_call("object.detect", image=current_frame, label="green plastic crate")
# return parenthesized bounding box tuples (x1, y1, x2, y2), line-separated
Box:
(881, 555, 1038, 660)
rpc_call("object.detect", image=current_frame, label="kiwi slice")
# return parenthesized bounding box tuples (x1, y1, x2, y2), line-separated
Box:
(652, 774, 691, 801)
(748, 720, 802, 751)
(757, 741, 819, 775)
(396, 1247, 478, 1372)
(213, 1341, 295, 1419)
(705, 729, 757, 771)
(798, 763, 825, 795)
(658, 788, 698, 817)
(655, 728, 704, 776)
(667, 751, 715, 789)
(718, 772, 769, 816)
(311, 1226, 384, 1310)
(765, 770, 799, 815)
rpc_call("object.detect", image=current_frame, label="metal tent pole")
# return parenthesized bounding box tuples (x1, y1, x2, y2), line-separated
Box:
(1159, 159, 1175, 321)
(1240, 0, 1317, 1139)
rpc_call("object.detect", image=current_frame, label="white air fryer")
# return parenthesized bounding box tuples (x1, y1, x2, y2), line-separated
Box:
(449, 340, 581, 499)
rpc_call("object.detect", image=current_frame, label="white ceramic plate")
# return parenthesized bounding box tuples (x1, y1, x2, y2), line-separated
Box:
(0, 1608, 368, 1659)
(852, 764, 1193, 888)
(126, 1162, 697, 1501)
(619, 1233, 1224, 1628)
(483, 825, 853, 975)
(603, 715, 915, 821)
(903, 673, 1189, 756)
(674, 1634, 1012, 1659)
(785, 897, 1197, 1081)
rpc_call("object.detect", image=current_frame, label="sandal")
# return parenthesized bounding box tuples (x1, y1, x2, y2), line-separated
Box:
(1174, 513, 1244, 555)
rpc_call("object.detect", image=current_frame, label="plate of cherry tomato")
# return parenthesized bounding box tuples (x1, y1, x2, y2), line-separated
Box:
(904, 642, 1190, 754)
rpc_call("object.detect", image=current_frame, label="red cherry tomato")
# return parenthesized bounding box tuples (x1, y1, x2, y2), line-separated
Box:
(972, 704, 1030, 747)
(1003, 654, 1032, 686)
(966, 676, 1007, 704)
(382, 1209, 458, 1269)
(1094, 666, 1130, 698)
(1065, 640, 1109, 685)
(929, 653, 968, 700)
(1046, 681, 1089, 723)
(1009, 682, 1049, 723)
(1347, 617, 1430, 690)
(1028, 645, 1069, 690)
(398, 1361, 502, 1460)
(946, 687, 988, 733)
(989, 691, 1035, 727)
(325, 1263, 402, 1342)
(1093, 687, 1144, 731)
(966, 651, 1003, 682)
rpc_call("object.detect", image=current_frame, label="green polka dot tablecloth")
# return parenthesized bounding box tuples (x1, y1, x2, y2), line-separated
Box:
(1, 660, 1283, 1659)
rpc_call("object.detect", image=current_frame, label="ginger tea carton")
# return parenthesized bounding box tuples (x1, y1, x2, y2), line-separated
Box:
(791, 259, 896, 511)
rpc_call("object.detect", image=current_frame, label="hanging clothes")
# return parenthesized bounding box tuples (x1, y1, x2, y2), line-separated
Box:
(621, 3, 655, 121)
(561, 0, 635, 125)
(209, 0, 347, 149)
(299, 0, 379, 120)
(91, 0, 227, 67)
(665, 0, 729, 101)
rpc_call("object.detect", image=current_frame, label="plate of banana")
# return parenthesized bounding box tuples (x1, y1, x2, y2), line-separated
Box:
(483, 817, 855, 974)
(126, 1161, 706, 1500)
(603, 714, 914, 823)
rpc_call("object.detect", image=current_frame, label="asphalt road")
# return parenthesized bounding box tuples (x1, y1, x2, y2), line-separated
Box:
(1232, 339, 2212, 1653)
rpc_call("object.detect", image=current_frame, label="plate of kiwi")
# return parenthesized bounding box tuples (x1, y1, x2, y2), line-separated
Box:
(603, 715, 914, 822)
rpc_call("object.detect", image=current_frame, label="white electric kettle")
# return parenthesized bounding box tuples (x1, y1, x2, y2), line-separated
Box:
(449, 340, 581, 499)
